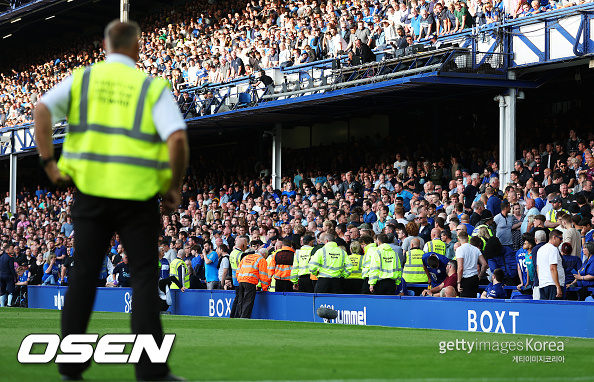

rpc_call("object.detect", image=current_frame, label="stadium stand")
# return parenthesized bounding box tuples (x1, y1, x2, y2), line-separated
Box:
(1, 0, 592, 126)
(1, 0, 594, 308)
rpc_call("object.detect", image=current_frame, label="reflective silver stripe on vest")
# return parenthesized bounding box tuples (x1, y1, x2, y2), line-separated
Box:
(70, 67, 160, 143)
(61, 152, 170, 169)
(403, 250, 425, 274)
(79, 67, 91, 124)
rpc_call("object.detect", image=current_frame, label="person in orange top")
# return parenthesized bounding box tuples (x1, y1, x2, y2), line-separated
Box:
(236, 248, 271, 318)
(269, 239, 296, 292)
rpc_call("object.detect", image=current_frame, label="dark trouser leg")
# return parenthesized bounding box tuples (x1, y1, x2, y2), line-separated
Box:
(239, 282, 256, 318)
(230, 286, 240, 318)
(361, 277, 372, 294)
(374, 278, 397, 295)
(314, 277, 341, 293)
(460, 275, 479, 298)
(298, 275, 314, 293)
(540, 285, 560, 300)
(342, 278, 363, 294)
(275, 279, 293, 292)
(59, 193, 114, 377)
(113, 197, 168, 379)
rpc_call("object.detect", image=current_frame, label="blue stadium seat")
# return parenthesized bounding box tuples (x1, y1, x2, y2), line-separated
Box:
(511, 294, 533, 300)
(237, 92, 251, 106)
(510, 290, 522, 297)
(407, 290, 415, 296)
(585, 296, 594, 302)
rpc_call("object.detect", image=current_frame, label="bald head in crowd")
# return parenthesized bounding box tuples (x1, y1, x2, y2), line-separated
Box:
(430, 228, 441, 240)
(235, 236, 248, 251)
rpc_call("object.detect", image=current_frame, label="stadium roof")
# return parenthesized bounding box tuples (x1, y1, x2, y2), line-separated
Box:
(0, 0, 169, 67)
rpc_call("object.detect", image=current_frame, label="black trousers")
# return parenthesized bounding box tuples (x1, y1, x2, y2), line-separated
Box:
(59, 192, 168, 379)
(341, 278, 363, 294)
(314, 277, 341, 294)
(361, 277, 372, 294)
(230, 285, 239, 318)
(298, 275, 314, 293)
(275, 279, 293, 292)
(236, 282, 257, 318)
(373, 278, 397, 295)
(460, 275, 479, 298)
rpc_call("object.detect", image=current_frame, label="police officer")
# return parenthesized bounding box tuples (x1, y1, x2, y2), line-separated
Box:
(35, 20, 188, 381)
(308, 233, 353, 293)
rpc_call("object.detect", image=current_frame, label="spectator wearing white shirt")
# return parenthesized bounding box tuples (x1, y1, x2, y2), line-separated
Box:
(456, 231, 488, 298)
(536, 229, 565, 300)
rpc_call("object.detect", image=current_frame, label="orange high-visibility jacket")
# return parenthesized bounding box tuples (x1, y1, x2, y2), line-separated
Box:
(237, 253, 271, 291)
(269, 246, 295, 281)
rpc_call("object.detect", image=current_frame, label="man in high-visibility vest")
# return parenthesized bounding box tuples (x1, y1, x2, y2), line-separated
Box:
(290, 235, 315, 292)
(170, 249, 190, 289)
(229, 236, 248, 318)
(309, 233, 353, 293)
(269, 239, 296, 292)
(403, 237, 429, 284)
(236, 248, 271, 318)
(35, 20, 188, 381)
(545, 196, 568, 230)
(368, 233, 402, 295)
(422, 228, 446, 256)
(359, 235, 376, 294)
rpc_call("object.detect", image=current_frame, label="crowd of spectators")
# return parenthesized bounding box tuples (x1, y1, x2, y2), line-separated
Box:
(2, 125, 594, 306)
(1, 0, 591, 126)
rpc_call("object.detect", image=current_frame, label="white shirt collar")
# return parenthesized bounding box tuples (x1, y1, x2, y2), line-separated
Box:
(106, 53, 137, 68)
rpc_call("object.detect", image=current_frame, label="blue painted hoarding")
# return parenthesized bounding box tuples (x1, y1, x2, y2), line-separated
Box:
(28, 286, 594, 338)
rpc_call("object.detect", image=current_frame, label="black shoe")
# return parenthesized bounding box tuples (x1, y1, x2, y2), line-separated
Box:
(61, 374, 83, 381)
(138, 373, 186, 381)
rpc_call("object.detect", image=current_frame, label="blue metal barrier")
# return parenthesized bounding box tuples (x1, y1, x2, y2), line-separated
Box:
(28, 285, 594, 338)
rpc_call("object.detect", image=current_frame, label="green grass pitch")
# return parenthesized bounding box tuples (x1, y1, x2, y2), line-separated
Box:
(0, 308, 592, 381)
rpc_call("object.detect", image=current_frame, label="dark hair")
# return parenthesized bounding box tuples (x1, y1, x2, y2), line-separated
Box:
(521, 232, 536, 248)
(469, 235, 482, 248)
(493, 268, 505, 282)
(448, 260, 457, 271)
(376, 233, 390, 244)
(427, 254, 439, 269)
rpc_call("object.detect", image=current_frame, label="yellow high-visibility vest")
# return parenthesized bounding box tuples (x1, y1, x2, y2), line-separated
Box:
(59, 62, 171, 200)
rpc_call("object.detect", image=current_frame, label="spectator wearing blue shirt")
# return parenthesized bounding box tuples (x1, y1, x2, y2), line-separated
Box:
(516, 233, 536, 291)
(568, 242, 594, 290)
(486, 186, 501, 216)
(42, 253, 59, 285)
(35, 185, 46, 200)
(481, 268, 507, 299)
(362, 200, 377, 224)
(60, 215, 74, 238)
(395, 182, 413, 212)
(202, 241, 219, 289)
(54, 237, 68, 266)
(422, 252, 450, 288)
(560, 242, 581, 288)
